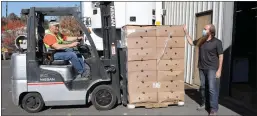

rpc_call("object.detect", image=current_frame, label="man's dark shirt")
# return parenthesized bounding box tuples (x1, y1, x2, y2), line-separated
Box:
(193, 37, 223, 70)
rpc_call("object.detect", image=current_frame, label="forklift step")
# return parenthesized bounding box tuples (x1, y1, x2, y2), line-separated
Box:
(65, 79, 91, 90)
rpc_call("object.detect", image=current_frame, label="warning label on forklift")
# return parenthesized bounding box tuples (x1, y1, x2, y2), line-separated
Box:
(111, 45, 116, 55)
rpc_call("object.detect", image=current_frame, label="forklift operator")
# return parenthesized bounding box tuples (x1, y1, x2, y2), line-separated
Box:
(43, 21, 89, 80)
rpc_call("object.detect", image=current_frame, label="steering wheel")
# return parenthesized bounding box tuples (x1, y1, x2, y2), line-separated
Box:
(76, 38, 83, 48)
(76, 38, 91, 59)
(77, 38, 82, 43)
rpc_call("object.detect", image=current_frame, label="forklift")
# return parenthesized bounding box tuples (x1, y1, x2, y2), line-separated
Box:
(11, 2, 128, 113)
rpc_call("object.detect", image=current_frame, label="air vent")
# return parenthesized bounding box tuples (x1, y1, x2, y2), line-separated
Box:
(152, 9, 156, 15)
(130, 16, 136, 22)
(93, 10, 97, 15)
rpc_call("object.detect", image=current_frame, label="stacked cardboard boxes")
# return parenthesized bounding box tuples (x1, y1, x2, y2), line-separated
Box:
(122, 25, 185, 107)
(156, 26, 185, 104)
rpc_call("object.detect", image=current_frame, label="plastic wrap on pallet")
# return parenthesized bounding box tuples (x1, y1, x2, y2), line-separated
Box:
(121, 25, 157, 48)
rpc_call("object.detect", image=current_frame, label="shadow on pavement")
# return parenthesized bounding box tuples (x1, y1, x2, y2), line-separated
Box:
(185, 88, 201, 105)
(46, 102, 119, 110)
(46, 102, 92, 110)
(185, 84, 257, 116)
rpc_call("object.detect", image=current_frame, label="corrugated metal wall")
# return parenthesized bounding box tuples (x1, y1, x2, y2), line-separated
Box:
(163, 2, 234, 84)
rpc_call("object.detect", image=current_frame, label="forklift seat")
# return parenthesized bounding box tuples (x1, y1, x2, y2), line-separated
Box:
(51, 60, 70, 65)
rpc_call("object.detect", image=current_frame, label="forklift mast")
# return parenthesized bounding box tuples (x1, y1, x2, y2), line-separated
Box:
(100, 2, 116, 59)
(99, 1, 122, 104)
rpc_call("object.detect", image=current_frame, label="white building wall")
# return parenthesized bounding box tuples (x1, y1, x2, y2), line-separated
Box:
(163, 2, 234, 84)
(155, 1, 162, 25)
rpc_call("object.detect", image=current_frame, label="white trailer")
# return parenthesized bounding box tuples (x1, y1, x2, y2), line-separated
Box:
(81, 1, 163, 51)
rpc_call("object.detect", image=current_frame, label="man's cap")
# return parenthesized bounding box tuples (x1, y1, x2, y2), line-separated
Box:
(49, 21, 60, 26)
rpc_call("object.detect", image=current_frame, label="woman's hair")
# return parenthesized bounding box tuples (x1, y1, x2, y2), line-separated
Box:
(209, 24, 216, 37)
(196, 24, 216, 47)
(196, 36, 208, 47)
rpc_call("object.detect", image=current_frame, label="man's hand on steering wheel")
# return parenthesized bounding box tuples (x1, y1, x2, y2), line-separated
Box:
(69, 42, 80, 47)
(77, 36, 83, 40)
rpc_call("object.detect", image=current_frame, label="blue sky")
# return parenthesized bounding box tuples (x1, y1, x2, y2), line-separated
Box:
(1, 1, 81, 17)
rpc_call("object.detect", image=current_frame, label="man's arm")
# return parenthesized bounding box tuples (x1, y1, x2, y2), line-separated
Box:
(185, 32, 194, 46)
(218, 54, 224, 72)
(216, 40, 224, 78)
(65, 36, 82, 41)
(183, 25, 197, 46)
(51, 42, 78, 50)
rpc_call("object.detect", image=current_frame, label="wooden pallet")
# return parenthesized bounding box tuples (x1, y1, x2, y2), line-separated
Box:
(127, 101, 184, 109)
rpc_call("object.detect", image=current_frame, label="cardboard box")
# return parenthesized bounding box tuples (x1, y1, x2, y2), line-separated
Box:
(158, 80, 185, 103)
(158, 91, 185, 103)
(128, 71, 157, 82)
(128, 81, 158, 103)
(157, 71, 184, 81)
(157, 59, 184, 71)
(157, 37, 185, 48)
(156, 25, 185, 37)
(129, 92, 158, 104)
(127, 48, 157, 61)
(123, 25, 156, 38)
(158, 80, 184, 92)
(127, 37, 156, 49)
(128, 81, 158, 93)
(127, 60, 157, 72)
(157, 48, 185, 60)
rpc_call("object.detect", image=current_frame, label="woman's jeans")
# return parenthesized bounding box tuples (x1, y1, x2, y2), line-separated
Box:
(199, 69, 220, 112)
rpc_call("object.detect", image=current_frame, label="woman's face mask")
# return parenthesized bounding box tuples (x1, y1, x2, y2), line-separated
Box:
(202, 29, 208, 37)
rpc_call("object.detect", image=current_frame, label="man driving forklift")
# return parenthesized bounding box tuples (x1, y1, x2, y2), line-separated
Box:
(43, 20, 89, 80)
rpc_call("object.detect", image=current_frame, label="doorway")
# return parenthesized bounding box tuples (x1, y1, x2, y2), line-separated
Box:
(193, 10, 213, 86)
(230, 1, 257, 109)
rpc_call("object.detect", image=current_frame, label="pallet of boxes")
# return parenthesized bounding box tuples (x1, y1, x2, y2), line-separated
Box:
(122, 25, 186, 109)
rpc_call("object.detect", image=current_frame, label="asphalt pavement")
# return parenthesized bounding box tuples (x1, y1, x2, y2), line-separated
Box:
(1, 60, 240, 115)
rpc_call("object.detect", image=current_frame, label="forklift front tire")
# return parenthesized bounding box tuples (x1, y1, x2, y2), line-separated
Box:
(21, 93, 45, 113)
(91, 85, 117, 110)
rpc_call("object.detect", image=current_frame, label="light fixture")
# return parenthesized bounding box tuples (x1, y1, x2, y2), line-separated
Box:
(92, 2, 100, 8)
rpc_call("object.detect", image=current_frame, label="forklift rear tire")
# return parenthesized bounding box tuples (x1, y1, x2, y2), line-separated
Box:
(91, 85, 117, 110)
(21, 93, 45, 113)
